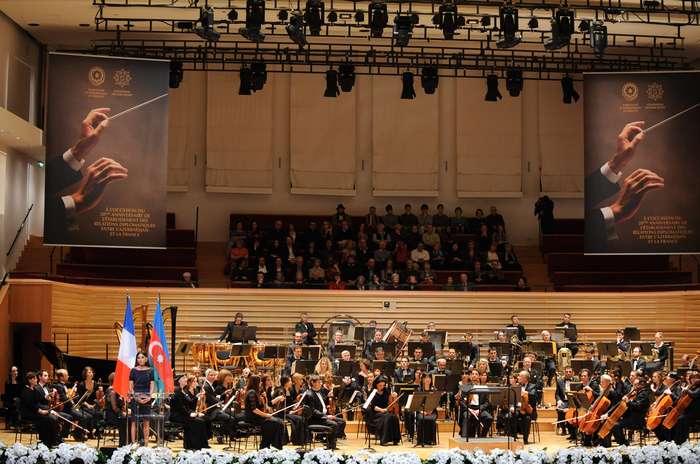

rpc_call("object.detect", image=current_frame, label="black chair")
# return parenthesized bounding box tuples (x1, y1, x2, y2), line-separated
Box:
(233, 421, 261, 452)
(625, 423, 648, 446)
(162, 421, 184, 449)
(13, 398, 37, 444)
(529, 420, 541, 443)
(96, 419, 120, 448)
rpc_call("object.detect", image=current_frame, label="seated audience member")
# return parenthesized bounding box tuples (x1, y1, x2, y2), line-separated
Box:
(484, 243, 502, 269)
(400, 259, 420, 283)
(410, 242, 430, 268)
(441, 225, 456, 249)
(385, 274, 402, 290)
(288, 256, 307, 282)
(400, 204, 419, 228)
(249, 239, 264, 264)
(304, 240, 321, 267)
(325, 258, 342, 281)
(307, 270, 327, 289)
(476, 224, 492, 252)
(268, 239, 284, 263)
(341, 240, 356, 263)
(255, 257, 269, 281)
(492, 224, 508, 252)
(430, 242, 445, 270)
(514, 277, 530, 292)
(282, 235, 300, 267)
(432, 204, 451, 233)
(422, 224, 440, 248)
(388, 224, 405, 250)
(472, 209, 485, 235)
(252, 272, 270, 288)
(321, 239, 336, 266)
(227, 239, 249, 272)
(417, 204, 433, 234)
(472, 262, 487, 284)
(405, 275, 420, 291)
(304, 221, 322, 248)
(382, 204, 398, 230)
(271, 257, 286, 277)
(350, 276, 367, 290)
(329, 272, 345, 290)
(288, 223, 298, 244)
(420, 262, 437, 285)
(320, 221, 334, 243)
(335, 221, 354, 249)
(180, 272, 199, 288)
(231, 259, 249, 282)
(406, 225, 422, 250)
(451, 207, 469, 234)
(292, 272, 307, 289)
(267, 221, 286, 248)
(309, 258, 325, 280)
(486, 260, 509, 284)
(372, 223, 391, 250)
(392, 241, 409, 268)
(331, 204, 353, 231)
(502, 243, 523, 272)
(363, 258, 379, 283)
(357, 223, 370, 244)
(271, 272, 287, 288)
(380, 260, 397, 283)
(364, 206, 379, 234)
(374, 240, 392, 266)
(456, 273, 476, 291)
(484, 206, 505, 234)
(341, 255, 362, 284)
(248, 221, 263, 241)
(356, 239, 372, 265)
(447, 242, 465, 270)
(369, 274, 384, 290)
(442, 276, 456, 291)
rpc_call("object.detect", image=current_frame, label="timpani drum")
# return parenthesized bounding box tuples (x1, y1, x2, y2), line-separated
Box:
(382, 320, 413, 350)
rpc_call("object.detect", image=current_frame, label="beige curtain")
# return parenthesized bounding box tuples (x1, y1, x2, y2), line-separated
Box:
(455, 78, 522, 197)
(538, 80, 584, 197)
(372, 75, 439, 196)
(205, 72, 273, 194)
(167, 78, 191, 191)
(289, 74, 356, 195)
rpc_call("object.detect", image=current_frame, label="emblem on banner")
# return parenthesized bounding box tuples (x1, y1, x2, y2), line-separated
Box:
(88, 67, 106, 86)
(114, 69, 132, 88)
(622, 82, 638, 101)
(646, 83, 663, 101)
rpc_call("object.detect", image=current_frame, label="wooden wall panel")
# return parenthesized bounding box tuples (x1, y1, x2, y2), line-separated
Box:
(7, 280, 700, 371)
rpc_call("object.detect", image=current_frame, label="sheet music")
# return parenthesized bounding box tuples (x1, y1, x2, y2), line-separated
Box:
(223, 393, 236, 411)
(405, 393, 414, 410)
(363, 389, 376, 410)
(348, 389, 359, 404)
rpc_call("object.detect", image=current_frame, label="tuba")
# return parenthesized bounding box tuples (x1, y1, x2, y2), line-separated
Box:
(557, 347, 572, 375)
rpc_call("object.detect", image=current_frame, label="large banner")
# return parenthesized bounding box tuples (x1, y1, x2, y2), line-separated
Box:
(44, 54, 169, 248)
(584, 71, 700, 254)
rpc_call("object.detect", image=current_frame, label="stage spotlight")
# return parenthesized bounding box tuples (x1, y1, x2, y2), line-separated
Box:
(561, 76, 580, 103)
(228, 9, 238, 21)
(177, 21, 194, 30)
(169, 61, 183, 89)
(286, 11, 307, 47)
(401, 72, 416, 99)
(578, 20, 590, 33)
(485, 74, 502, 101)
(544, 9, 574, 50)
(496, 7, 521, 49)
(195, 7, 221, 42)
(590, 20, 607, 58)
(239, 0, 266, 42)
(324, 70, 340, 97)
(328, 11, 338, 23)
(433, 4, 458, 39)
(369, 3, 388, 38)
(278, 10, 288, 21)
(239, 66, 252, 95)
(421, 67, 439, 94)
(355, 11, 365, 23)
(251, 62, 267, 91)
(528, 18, 538, 29)
(305, 1, 324, 36)
(393, 14, 413, 47)
(481, 16, 491, 27)
(339, 64, 356, 92)
(505, 68, 523, 97)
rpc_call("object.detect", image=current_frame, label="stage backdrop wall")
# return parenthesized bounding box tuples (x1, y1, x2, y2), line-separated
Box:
(584, 71, 700, 254)
(44, 54, 169, 248)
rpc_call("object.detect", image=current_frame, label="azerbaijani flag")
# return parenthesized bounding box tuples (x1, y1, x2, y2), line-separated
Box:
(148, 295, 174, 393)
(114, 296, 137, 397)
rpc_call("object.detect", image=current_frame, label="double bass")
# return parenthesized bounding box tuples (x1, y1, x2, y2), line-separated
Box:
(646, 380, 680, 430)
(598, 385, 643, 439)
(581, 384, 612, 435)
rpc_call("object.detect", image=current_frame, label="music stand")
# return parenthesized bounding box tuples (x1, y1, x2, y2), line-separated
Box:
(372, 342, 397, 360)
(458, 385, 498, 441)
(361, 327, 376, 342)
(485, 386, 520, 449)
(408, 362, 429, 373)
(446, 360, 464, 374)
(504, 327, 520, 342)
(565, 391, 592, 445)
(291, 360, 316, 375)
(599, 342, 618, 360)
(554, 328, 577, 343)
(371, 360, 394, 379)
(262, 345, 286, 378)
(489, 342, 512, 359)
(488, 362, 504, 378)
(332, 344, 357, 359)
(408, 342, 435, 359)
(426, 330, 448, 352)
(624, 327, 640, 343)
(301, 345, 322, 360)
(528, 342, 555, 359)
(443, 373, 461, 421)
(406, 391, 441, 447)
(629, 342, 653, 357)
(329, 322, 351, 339)
(608, 362, 632, 379)
(570, 360, 594, 375)
(453, 342, 475, 363)
(243, 326, 258, 343)
(227, 327, 247, 343)
(336, 361, 359, 378)
(175, 341, 194, 372)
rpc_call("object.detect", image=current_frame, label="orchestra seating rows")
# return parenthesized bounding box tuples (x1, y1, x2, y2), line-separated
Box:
(543, 218, 691, 291)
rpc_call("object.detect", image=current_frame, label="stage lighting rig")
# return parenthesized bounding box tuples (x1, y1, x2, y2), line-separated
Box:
(590, 20, 608, 58)
(561, 76, 580, 103)
(339, 64, 356, 92)
(239, 66, 252, 95)
(324, 70, 340, 97)
(505, 68, 523, 97)
(496, 7, 521, 49)
(544, 9, 574, 51)
(305, 1, 324, 36)
(433, 4, 459, 40)
(195, 7, 221, 42)
(485, 74, 502, 101)
(240, 0, 266, 43)
(421, 67, 439, 94)
(393, 14, 413, 47)
(286, 11, 307, 47)
(369, 3, 388, 38)
(401, 72, 416, 99)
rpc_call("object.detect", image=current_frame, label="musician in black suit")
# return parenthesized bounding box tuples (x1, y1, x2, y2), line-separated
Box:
(283, 345, 306, 377)
(629, 347, 647, 373)
(393, 357, 414, 384)
(584, 347, 604, 376)
(55, 369, 91, 441)
(555, 313, 578, 357)
(202, 369, 236, 441)
(506, 371, 538, 445)
(602, 377, 650, 447)
(295, 312, 317, 345)
(409, 347, 429, 367)
(507, 315, 527, 342)
(458, 370, 493, 438)
(304, 374, 346, 449)
(219, 312, 258, 343)
(555, 367, 579, 438)
(363, 330, 384, 360)
(20, 372, 61, 448)
(463, 333, 480, 369)
(577, 369, 601, 398)
(420, 332, 437, 368)
(615, 330, 631, 354)
(327, 330, 344, 365)
(429, 358, 452, 375)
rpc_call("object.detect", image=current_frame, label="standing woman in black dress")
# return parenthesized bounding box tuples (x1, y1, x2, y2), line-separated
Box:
(171, 374, 212, 449)
(19, 371, 61, 447)
(368, 376, 401, 446)
(276, 375, 305, 446)
(244, 374, 285, 449)
(76, 366, 102, 438)
(129, 351, 155, 446)
(414, 373, 438, 445)
(3, 366, 21, 428)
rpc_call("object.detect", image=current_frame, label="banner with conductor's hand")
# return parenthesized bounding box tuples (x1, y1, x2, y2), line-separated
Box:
(44, 54, 168, 248)
(584, 71, 700, 254)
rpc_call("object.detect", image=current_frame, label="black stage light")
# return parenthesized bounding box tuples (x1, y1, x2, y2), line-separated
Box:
(228, 9, 239, 21)
(355, 11, 365, 23)
(251, 62, 267, 91)
(169, 61, 183, 89)
(324, 70, 340, 97)
(496, 7, 521, 49)
(369, 3, 388, 38)
(286, 11, 307, 47)
(278, 10, 288, 21)
(401, 72, 416, 99)
(433, 4, 458, 39)
(578, 20, 590, 33)
(305, 1, 324, 36)
(239, 0, 266, 42)
(393, 15, 413, 47)
(505, 68, 523, 97)
(485, 74, 502, 101)
(421, 67, 439, 94)
(481, 16, 491, 27)
(239, 67, 252, 95)
(528, 18, 538, 29)
(561, 76, 580, 103)
(327, 11, 338, 23)
(339, 64, 356, 92)
(195, 7, 221, 42)
(544, 9, 574, 50)
(590, 20, 607, 58)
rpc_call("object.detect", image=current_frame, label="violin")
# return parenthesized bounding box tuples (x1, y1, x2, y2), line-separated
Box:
(387, 392, 403, 415)
(95, 378, 105, 408)
(520, 390, 533, 414)
(49, 386, 64, 411)
(290, 393, 304, 415)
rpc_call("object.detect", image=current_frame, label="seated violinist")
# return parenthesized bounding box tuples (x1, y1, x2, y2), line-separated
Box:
(304, 374, 346, 449)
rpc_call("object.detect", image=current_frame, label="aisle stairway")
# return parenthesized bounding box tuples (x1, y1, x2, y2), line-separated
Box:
(513, 245, 552, 291)
(13, 235, 55, 274)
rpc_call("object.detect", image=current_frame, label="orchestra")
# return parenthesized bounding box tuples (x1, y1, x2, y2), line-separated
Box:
(6, 311, 699, 452)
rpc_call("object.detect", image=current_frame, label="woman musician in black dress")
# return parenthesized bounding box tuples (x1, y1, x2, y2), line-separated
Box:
(276, 375, 306, 446)
(171, 374, 213, 449)
(244, 374, 285, 449)
(368, 376, 401, 446)
(104, 373, 128, 446)
(19, 371, 61, 448)
(405, 373, 438, 445)
(76, 365, 102, 439)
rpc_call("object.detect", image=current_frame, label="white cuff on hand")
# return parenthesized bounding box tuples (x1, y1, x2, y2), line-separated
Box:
(600, 207, 618, 241)
(61, 196, 79, 231)
(600, 162, 622, 183)
(63, 149, 86, 171)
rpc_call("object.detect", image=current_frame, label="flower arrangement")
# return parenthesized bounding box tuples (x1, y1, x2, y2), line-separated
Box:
(2, 441, 700, 464)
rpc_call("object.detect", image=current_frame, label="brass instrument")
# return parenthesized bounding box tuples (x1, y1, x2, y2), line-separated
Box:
(557, 347, 572, 375)
(609, 348, 627, 363)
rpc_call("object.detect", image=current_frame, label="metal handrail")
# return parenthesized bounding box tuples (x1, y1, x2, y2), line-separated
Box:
(6, 204, 33, 256)
(690, 255, 700, 284)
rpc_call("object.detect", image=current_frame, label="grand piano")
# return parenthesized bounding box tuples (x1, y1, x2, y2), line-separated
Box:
(34, 341, 117, 383)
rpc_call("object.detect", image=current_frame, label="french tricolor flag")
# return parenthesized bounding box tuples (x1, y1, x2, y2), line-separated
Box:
(114, 295, 137, 397)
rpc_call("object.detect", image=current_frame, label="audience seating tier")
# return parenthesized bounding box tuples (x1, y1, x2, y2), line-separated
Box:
(552, 271, 692, 287)
(547, 253, 669, 275)
(542, 235, 584, 255)
(56, 263, 197, 282)
(68, 247, 196, 267)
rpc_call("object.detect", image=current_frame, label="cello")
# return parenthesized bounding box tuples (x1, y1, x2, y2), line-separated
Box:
(581, 384, 612, 435)
(662, 377, 699, 430)
(646, 379, 680, 430)
(598, 385, 643, 439)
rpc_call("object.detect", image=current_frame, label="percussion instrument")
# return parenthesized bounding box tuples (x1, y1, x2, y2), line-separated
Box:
(382, 320, 413, 351)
